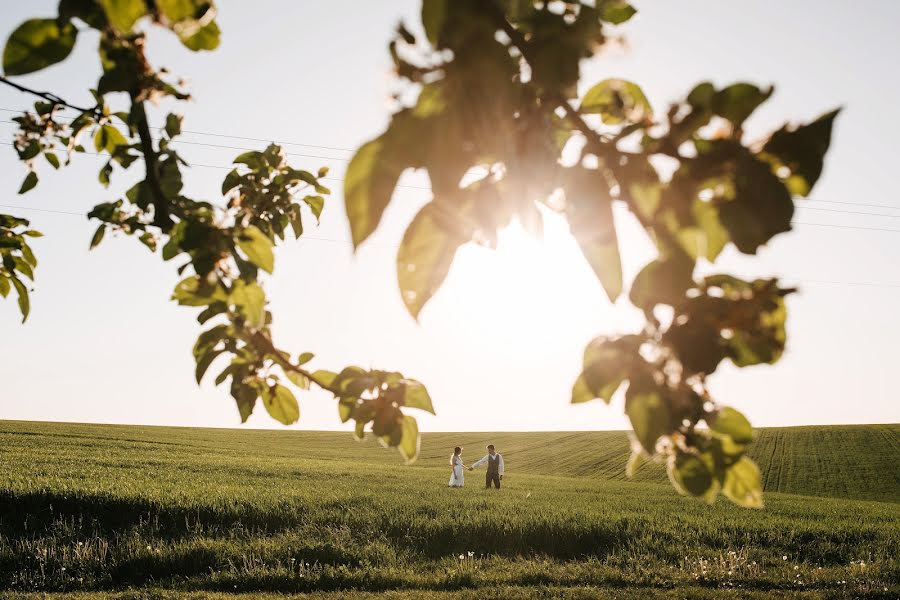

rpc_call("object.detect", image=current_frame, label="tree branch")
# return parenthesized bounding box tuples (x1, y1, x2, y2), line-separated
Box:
(130, 100, 175, 231)
(247, 330, 332, 392)
(486, 1, 682, 251)
(0, 75, 100, 116)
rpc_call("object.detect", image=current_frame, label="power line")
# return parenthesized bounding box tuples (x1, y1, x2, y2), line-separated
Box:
(797, 206, 899, 219)
(3, 109, 900, 213)
(0, 112, 355, 153)
(793, 221, 900, 234)
(0, 141, 432, 192)
(803, 198, 900, 211)
(3, 110, 900, 214)
(2, 202, 899, 291)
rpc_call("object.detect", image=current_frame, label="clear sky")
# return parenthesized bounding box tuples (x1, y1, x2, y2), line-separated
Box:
(1, 1, 898, 432)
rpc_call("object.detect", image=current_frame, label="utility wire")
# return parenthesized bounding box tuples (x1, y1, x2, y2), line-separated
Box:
(2, 110, 900, 212)
(3, 111, 900, 219)
(2, 202, 899, 291)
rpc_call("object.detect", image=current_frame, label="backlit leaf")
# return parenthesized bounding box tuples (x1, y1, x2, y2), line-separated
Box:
(625, 381, 672, 454)
(3, 19, 77, 76)
(709, 406, 753, 445)
(722, 456, 764, 508)
(10, 276, 29, 322)
(600, 1, 637, 25)
(565, 168, 622, 301)
(581, 79, 651, 125)
(396, 200, 467, 320)
(398, 415, 420, 463)
(762, 109, 840, 197)
(229, 279, 266, 329)
(668, 452, 714, 497)
(402, 381, 435, 414)
(345, 135, 405, 248)
(236, 226, 274, 273)
(263, 384, 300, 425)
(99, 0, 147, 34)
(712, 83, 772, 128)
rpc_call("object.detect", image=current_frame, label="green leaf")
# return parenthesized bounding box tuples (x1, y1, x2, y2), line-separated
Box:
(93, 124, 127, 154)
(13, 257, 33, 280)
(236, 226, 274, 274)
(625, 380, 672, 454)
(297, 352, 314, 365)
(285, 370, 311, 390)
(718, 153, 793, 253)
(172, 276, 226, 307)
(10, 276, 29, 322)
(581, 79, 651, 125)
(571, 375, 594, 404)
(421, 0, 448, 46)
(3, 18, 77, 76)
(722, 456, 764, 508)
(18, 172, 38, 194)
(574, 335, 640, 404)
(712, 83, 772, 128)
(402, 381, 435, 414)
(99, 0, 147, 34)
(165, 113, 182, 138)
(629, 252, 695, 316)
(229, 280, 266, 329)
(179, 20, 220, 52)
(398, 415, 420, 463)
(600, 1, 637, 25)
(709, 406, 753, 445)
(675, 198, 729, 261)
(20, 142, 41, 161)
(304, 195, 325, 222)
(195, 347, 224, 384)
(262, 384, 300, 425)
(565, 168, 622, 301)
(44, 152, 60, 169)
(396, 201, 467, 320)
(345, 121, 418, 248)
(0, 276, 9, 298)
(89, 224, 106, 249)
(762, 109, 840, 197)
(668, 452, 715, 497)
(312, 369, 338, 390)
(156, 0, 210, 21)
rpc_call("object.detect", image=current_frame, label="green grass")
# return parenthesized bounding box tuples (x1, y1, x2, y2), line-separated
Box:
(0, 420, 897, 599)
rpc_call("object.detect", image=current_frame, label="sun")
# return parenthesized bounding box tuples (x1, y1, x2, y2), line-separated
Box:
(427, 205, 655, 346)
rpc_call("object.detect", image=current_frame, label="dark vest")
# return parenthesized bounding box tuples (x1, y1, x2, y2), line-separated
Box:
(487, 454, 500, 476)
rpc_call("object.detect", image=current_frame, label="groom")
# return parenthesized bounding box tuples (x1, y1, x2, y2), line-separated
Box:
(468, 444, 505, 489)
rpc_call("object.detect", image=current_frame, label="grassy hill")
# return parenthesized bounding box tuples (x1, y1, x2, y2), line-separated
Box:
(0, 420, 897, 598)
(2, 421, 896, 502)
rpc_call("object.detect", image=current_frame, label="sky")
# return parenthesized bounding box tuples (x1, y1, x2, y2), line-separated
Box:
(1, 1, 899, 432)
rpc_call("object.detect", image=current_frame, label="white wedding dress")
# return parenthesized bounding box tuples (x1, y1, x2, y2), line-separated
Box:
(448, 454, 465, 487)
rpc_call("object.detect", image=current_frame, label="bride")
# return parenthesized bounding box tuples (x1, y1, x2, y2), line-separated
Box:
(448, 446, 466, 487)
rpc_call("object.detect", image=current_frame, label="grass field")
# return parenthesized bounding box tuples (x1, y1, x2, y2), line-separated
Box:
(0, 420, 897, 599)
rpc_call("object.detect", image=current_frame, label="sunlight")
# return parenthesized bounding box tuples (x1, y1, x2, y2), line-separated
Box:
(431, 206, 655, 346)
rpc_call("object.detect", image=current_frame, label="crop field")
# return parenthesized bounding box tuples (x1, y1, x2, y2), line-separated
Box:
(0, 420, 897, 599)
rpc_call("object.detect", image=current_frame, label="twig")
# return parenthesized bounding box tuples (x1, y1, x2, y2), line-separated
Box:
(0, 75, 101, 116)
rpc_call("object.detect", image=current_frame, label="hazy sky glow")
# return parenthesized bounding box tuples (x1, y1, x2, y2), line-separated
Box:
(1, 1, 899, 432)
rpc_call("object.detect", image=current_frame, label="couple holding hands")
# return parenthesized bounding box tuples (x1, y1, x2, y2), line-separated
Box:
(448, 444, 505, 489)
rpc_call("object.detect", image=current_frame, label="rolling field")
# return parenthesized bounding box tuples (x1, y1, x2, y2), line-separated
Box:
(0, 420, 898, 599)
